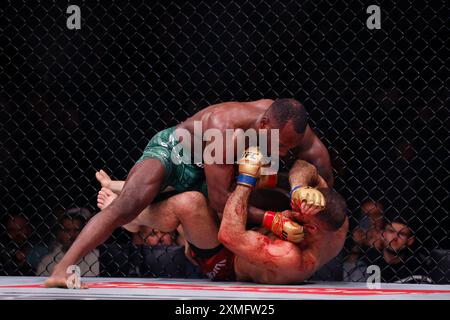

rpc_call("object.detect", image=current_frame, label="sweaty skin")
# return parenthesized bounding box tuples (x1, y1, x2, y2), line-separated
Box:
(94, 163, 344, 285)
(219, 185, 348, 284)
(45, 99, 332, 288)
(177, 99, 333, 219)
(97, 185, 347, 285)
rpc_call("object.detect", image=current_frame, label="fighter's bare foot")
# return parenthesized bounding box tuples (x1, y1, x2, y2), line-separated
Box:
(97, 187, 117, 210)
(95, 169, 112, 189)
(44, 271, 88, 289)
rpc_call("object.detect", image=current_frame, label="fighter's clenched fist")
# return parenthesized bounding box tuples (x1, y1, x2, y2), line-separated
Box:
(237, 146, 267, 188)
(290, 186, 325, 215)
(262, 211, 304, 243)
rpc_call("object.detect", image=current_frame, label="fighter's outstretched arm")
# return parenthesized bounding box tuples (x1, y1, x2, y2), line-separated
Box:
(288, 159, 329, 215)
(296, 126, 334, 187)
(289, 160, 328, 189)
(202, 158, 267, 227)
(218, 185, 318, 273)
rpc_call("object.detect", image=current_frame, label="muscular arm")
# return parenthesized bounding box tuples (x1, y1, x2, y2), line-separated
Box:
(218, 185, 319, 274)
(297, 128, 334, 187)
(204, 163, 272, 225)
(204, 163, 235, 213)
(289, 160, 328, 189)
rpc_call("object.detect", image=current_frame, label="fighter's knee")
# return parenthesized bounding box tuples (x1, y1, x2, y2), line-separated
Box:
(187, 191, 207, 206)
(122, 221, 139, 233)
(174, 191, 208, 214)
(217, 229, 229, 245)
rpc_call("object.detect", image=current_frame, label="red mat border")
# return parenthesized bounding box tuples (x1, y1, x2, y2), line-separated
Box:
(1, 281, 450, 296)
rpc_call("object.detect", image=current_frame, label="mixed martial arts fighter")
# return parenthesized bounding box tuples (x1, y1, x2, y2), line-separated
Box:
(45, 98, 333, 287)
(95, 155, 348, 284)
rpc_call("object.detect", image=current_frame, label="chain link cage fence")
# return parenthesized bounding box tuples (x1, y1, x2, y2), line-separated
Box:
(1, 1, 448, 283)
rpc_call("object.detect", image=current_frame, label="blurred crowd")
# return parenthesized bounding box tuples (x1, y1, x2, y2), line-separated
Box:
(343, 200, 426, 283)
(0, 207, 201, 278)
(0, 199, 447, 283)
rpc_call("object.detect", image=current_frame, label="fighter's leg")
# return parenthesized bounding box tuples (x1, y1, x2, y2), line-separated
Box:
(97, 187, 116, 210)
(95, 169, 124, 195)
(144, 191, 223, 271)
(165, 191, 219, 248)
(45, 158, 165, 288)
(96, 169, 175, 196)
(97, 186, 179, 233)
(98, 187, 219, 249)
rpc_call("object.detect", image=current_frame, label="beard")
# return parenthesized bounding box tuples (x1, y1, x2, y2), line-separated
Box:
(385, 246, 408, 256)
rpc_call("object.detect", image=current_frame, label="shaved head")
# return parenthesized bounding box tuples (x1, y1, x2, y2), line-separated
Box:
(265, 98, 308, 133)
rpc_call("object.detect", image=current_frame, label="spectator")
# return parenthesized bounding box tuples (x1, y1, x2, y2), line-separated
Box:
(124, 225, 203, 278)
(344, 221, 426, 283)
(0, 214, 36, 275)
(359, 200, 385, 231)
(37, 208, 99, 277)
(131, 226, 178, 247)
(346, 200, 385, 264)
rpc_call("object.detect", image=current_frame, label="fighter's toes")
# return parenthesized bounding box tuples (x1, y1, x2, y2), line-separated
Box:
(95, 171, 103, 182)
(101, 187, 113, 196)
(97, 193, 105, 202)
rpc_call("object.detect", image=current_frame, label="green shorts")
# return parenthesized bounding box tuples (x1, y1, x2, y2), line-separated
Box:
(136, 127, 208, 197)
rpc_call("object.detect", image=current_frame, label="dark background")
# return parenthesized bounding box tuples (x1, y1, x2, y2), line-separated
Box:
(0, 1, 448, 277)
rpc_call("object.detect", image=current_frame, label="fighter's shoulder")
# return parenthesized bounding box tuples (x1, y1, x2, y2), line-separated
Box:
(215, 99, 273, 111)
(297, 125, 321, 151)
(204, 103, 240, 129)
(264, 240, 310, 272)
(257, 230, 302, 257)
(255, 99, 275, 106)
(239, 99, 274, 110)
(204, 111, 233, 131)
